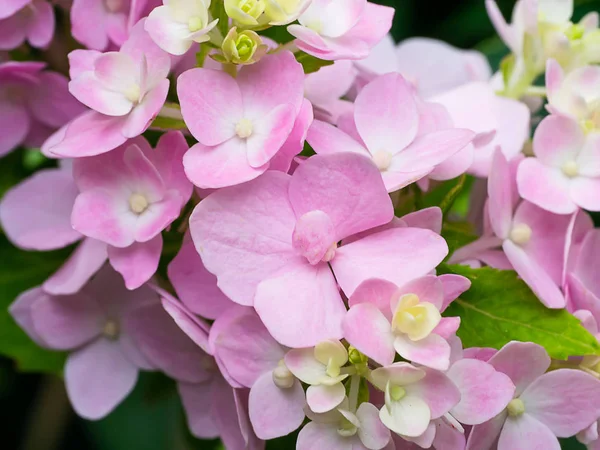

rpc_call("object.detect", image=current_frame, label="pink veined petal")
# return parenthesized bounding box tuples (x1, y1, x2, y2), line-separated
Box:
(108, 235, 163, 290)
(306, 119, 371, 157)
(254, 262, 345, 348)
(356, 402, 392, 450)
(532, 115, 585, 167)
(168, 237, 234, 320)
(65, 338, 138, 420)
(393, 275, 445, 310)
(401, 207, 443, 234)
(246, 103, 297, 168)
(343, 303, 395, 366)
(210, 307, 284, 388)
(394, 333, 451, 371)
(288, 153, 393, 241)
(348, 278, 399, 316)
(43, 238, 108, 295)
(177, 67, 243, 145)
(517, 158, 576, 215)
(0, 98, 29, 156)
(30, 290, 104, 350)
(488, 149, 514, 239)
(439, 274, 471, 311)
(69, 71, 134, 117)
(332, 227, 448, 297)
(70, 0, 110, 51)
(27, 0, 55, 48)
(434, 317, 461, 340)
(178, 381, 220, 439)
(93, 51, 139, 95)
(503, 240, 567, 309)
(521, 369, 600, 437)
(407, 368, 461, 419)
(183, 140, 269, 189)
(498, 414, 560, 450)
(121, 79, 170, 138)
(466, 411, 507, 450)
(133, 190, 182, 243)
(488, 341, 550, 396)
(306, 383, 346, 414)
(447, 359, 515, 425)
(570, 177, 600, 212)
(189, 171, 299, 306)
(249, 372, 305, 440)
(0, 168, 81, 250)
(354, 72, 419, 155)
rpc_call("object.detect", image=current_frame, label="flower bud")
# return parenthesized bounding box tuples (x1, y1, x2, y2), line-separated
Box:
(225, 0, 266, 26)
(272, 360, 295, 389)
(222, 27, 267, 65)
(348, 346, 367, 365)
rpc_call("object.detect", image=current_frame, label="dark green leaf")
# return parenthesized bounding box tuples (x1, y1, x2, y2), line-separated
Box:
(441, 221, 478, 259)
(441, 264, 600, 360)
(295, 51, 334, 74)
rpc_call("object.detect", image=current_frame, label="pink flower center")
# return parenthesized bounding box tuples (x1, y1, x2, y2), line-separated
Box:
(372, 150, 393, 171)
(129, 193, 149, 214)
(103, 320, 120, 339)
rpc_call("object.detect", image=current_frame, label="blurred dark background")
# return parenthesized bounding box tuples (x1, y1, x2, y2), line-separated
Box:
(1, 0, 598, 449)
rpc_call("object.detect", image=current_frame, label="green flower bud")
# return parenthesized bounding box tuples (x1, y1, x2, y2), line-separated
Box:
(222, 27, 267, 65)
(225, 0, 266, 26)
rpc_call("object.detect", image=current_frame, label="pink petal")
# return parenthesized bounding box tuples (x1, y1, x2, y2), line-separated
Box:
(571, 177, 600, 211)
(577, 133, 600, 177)
(402, 207, 443, 234)
(69, 71, 134, 117)
(348, 278, 399, 315)
(394, 333, 451, 371)
(177, 68, 243, 145)
(65, 338, 138, 420)
(0, 98, 29, 156)
(354, 73, 419, 154)
(0, 14, 27, 51)
(517, 158, 576, 214)
(297, 421, 355, 450)
(246, 103, 297, 168)
(356, 402, 392, 450)
(44, 238, 108, 295)
(533, 115, 585, 167)
(10, 287, 51, 348)
(119, 20, 171, 81)
(408, 368, 461, 419)
(307, 383, 346, 413)
(133, 190, 182, 242)
(332, 227, 448, 297)
(440, 274, 471, 311)
(432, 418, 467, 450)
(433, 317, 461, 339)
(488, 149, 514, 238)
(393, 275, 444, 310)
(466, 411, 507, 450)
(573, 229, 600, 299)
(71, 0, 109, 50)
(183, 140, 268, 189)
(343, 303, 395, 366)
(168, 237, 234, 320)
(521, 369, 600, 437)
(0, 0, 30, 18)
(498, 414, 560, 450)
(178, 381, 220, 439)
(254, 262, 345, 347)
(489, 341, 551, 395)
(27, 0, 55, 48)
(189, 171, 298, 306)
(121, 79, 170, 138)
(292, 209, 337, 265)
(306, 119, 370, 157)
(108, 235, 162, 290)
(447, 358, 515, 425)
(249, 372, 305, 440)
(289, 153, 393, 240)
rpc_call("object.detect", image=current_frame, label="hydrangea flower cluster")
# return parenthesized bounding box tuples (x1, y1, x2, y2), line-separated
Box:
(2, 0, 600, 449)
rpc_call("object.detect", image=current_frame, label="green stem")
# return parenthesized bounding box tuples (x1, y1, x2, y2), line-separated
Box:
(348, 375, 360, 412)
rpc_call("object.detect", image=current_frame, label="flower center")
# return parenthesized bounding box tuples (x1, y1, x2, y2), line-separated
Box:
(235, 119, 253, 138)
(565, 23, 585, 41)
(103, 319, 120, 340)
(129, 193, 149, 214)
(507, 398, 525, 417)
(391, 293, 441, 341)
(390, 385, 406, 401)
(372, 150, 393, 171)
(240, 0, 258, 13)
(561, 160, 579, 178)
(236, 35, 254, 58)
(188, 16, 205, 32)
(272, 360, 295, 389)
(509, 223, 532, 246)
(124, 83, 141, 104)
(337, 419, 358, 437)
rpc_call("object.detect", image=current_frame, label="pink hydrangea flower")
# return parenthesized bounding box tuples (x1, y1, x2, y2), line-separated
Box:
(287, 0, 394, 60)
(306, 73, 475, 192)
(467, 341, 600, 450)
(70, 133, 191, 289)
(517, 114, 600, 214)
(70, 0, 158, 50)
(209, 307, 306, 439)
(0, 61, 84, 157)
(0, 0, 55, 50)
(46, 20, 171, 158)
(190, 153, 448, 347)
(177, 51, 305, 188)
(304, 60, 356, 123)
(298, 398, 393, 450)
(145, 0, 218, 55)
(451, 149, 571, 308)
(343, 275, 467, 370)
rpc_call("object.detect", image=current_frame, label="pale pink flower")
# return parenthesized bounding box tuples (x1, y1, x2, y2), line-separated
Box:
(298, 398, 392, 450)
(209, 307, 306, 439)
(467, 341, 600, 450)
(343, 275, 468, 370)
(190, 153, 448, 347)
(565, 228, 600, 319)
(287, 0, 394, 61)
(71, 133, 192, 289)
(46, 20, 171, 158)
(0, 62, 85, 157)
(0, 0, 55, 50)
(517, 114, 600, 214)
(306, 73, 474, 193)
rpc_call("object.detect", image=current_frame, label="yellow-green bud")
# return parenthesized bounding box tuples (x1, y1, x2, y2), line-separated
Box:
(222, 27, 267, 65)
(225, 0, 266, 26)
(348, 346, 368, 365)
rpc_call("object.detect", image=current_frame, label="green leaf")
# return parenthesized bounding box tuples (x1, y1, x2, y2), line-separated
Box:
(150, 116, 188, 131)
(0, 234, 69, 373)
(209, 0, 229, 40)
(419, 175, 468, 215)
(441, 221, 478, 259)
(441, 264, 600, 360)
(295, 51, 334, 74)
